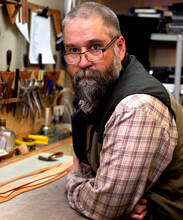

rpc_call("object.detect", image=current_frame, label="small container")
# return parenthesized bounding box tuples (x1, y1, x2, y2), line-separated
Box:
(0, 118, 16, 161)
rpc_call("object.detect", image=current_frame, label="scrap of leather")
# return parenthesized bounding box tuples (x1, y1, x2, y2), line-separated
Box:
(0, 161, 72, 203)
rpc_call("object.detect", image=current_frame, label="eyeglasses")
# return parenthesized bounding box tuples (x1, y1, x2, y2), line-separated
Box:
(64, 36, 119, 65)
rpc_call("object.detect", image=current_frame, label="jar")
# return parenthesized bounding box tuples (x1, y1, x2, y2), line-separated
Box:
(0, 118, 16, 161)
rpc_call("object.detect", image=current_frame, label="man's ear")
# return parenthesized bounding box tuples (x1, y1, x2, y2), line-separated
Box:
(117, 35, 126, 61)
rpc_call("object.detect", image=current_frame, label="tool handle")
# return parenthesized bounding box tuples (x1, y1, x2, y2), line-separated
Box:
(46, 78, 53, 96)
(6, 50, 12, 72)
(23, 53, 29, 69)
(53, 54, 57, 73)
(38, 53, 43, 70)
(14, 69, 19, 98)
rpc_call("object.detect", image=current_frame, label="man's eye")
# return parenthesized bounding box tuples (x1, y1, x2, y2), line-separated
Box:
(91, 44, 101, 50)
(67, 48, 79, 53)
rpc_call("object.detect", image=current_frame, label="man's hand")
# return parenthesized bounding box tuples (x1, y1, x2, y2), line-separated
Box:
(127, 199, 147, 220)
(67, 154, 80, 172)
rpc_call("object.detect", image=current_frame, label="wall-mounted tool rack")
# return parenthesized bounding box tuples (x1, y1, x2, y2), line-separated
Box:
(0, 69, 66, 139)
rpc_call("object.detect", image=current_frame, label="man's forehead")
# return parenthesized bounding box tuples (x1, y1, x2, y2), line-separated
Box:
(63, 18, 109, 43)
(64, 16, 104, 32)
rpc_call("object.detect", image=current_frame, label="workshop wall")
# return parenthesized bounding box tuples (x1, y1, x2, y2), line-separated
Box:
(0, 0, 67, 138)
(0, 0, 64, 71)
(0, 0, 182, 137)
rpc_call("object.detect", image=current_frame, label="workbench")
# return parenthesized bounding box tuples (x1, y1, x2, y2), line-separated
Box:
(0, 137, 88, 220)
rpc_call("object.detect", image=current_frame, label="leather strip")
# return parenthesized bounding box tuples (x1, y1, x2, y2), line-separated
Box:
(0, 161, 72, 203)
(0, 162, 62, 187)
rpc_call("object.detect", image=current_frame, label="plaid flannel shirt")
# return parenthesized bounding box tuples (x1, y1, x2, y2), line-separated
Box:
(66, 94, 178, 220)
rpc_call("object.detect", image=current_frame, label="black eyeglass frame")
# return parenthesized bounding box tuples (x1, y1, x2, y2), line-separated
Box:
(63, 36, 119, 64)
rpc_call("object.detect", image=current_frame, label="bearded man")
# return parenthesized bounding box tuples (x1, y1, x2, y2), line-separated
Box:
(62, 2, 183, 220)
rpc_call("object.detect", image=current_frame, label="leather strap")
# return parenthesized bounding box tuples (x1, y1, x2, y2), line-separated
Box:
(0, 162, 61, 187)
(0, 161, 72, 203)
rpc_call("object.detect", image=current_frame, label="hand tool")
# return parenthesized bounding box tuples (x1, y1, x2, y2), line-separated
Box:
(12, 68, 19, 116)
(25, 80, 35, 122)
(23, 53, 29, 69)
(53, 54, 57, 75)
(45, 77, 53, 96)
(16, 79, 25, 121)
(38, 53, 44, 75)
(6, 49, 12, 72)
(31, 79, 41, 118)
(1, 50, 14, 113)
(15, 136, 48, 148)
(36, 79, 45, 116)
(19, 79, 35, 122)
(37, 53, 45, 115)
(27, 134, 48, 142)
(38, 152, 63, 161)
(48, 83, 63, 107)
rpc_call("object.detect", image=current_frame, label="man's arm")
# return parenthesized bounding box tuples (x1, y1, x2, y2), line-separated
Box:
(67, 155, 147, 220)
(66, 95, 177, 219)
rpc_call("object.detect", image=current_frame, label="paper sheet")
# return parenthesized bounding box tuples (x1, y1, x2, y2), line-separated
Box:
(29, 12, 55, 64)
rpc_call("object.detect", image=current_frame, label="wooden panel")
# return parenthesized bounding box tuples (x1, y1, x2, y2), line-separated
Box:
(0, 70, 65, 138)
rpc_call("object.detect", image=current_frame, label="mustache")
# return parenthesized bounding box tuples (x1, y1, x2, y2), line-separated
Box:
(74, 69, 101, 82)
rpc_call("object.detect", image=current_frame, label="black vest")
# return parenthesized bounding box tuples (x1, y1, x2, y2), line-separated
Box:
(71, 54, 183, 219)
(72, 54, 172, 165)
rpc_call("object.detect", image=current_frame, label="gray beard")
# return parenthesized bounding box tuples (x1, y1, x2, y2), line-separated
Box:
(71, 52, 122, 104)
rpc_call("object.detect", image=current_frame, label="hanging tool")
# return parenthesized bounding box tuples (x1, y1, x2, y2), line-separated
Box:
(6, 49, 12, 72)
(1, 50, 14, 113)
(19, 79, 35, 122)
(12, 68, 19, 116)
(45, 78, 53, 96)
(16, 79, 24, 120)
(31, 79, 41, 118)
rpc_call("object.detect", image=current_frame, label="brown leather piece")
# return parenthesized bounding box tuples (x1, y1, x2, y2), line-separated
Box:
(0, 161, 72, 203)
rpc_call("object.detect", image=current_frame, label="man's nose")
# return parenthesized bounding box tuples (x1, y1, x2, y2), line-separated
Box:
(78, 53, 92, 68)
